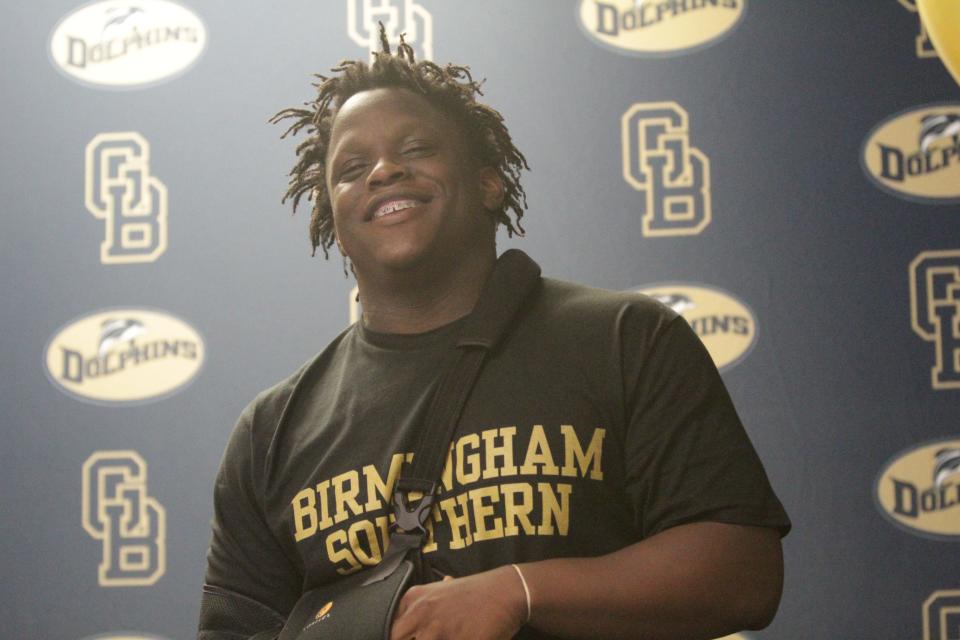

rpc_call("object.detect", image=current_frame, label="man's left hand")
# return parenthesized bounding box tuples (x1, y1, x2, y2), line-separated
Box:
(389, 567, 526, 640)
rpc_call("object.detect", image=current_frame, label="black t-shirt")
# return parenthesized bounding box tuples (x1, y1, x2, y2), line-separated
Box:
(201, 254, 790, 636)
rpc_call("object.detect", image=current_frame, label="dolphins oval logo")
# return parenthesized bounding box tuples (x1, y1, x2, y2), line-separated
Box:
(49, 0, 207, 89)
(875, 437, 960, 540)
(577, 0, 747, 57)
(861, 103, 960, 203)
(635, 283, 757, 371)
(44, 308, 204, 405)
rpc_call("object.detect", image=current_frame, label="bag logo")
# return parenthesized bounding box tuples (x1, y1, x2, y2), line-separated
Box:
(49, 0, 206, 89)
(347, 0, 433, 61)
(316, 601, 334, 620)
(301, 600, 334, 632)
(82, 451, 166, 586)
(861, 103, 960, 203)
(634, 283, 756, 371)
(875, 437, 960, 540)
(86, 132, 168, 264)
(923, 590, 960, 640)
(44, 308, 205, 404)
(910, 250, 960, 389)
(622, 102, 711, 236)
(577, 0, 746, 57)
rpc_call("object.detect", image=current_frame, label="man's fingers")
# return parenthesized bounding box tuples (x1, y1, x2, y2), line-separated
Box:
(390, 589, 422, 640)
(394, 590, 411, 618)
(390, 610, 414, 640)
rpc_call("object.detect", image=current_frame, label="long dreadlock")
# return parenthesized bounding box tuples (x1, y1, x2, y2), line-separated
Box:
(270, 26, 529, 258)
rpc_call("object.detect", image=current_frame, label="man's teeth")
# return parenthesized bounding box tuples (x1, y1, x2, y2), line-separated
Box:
(374, 199, 418, 218)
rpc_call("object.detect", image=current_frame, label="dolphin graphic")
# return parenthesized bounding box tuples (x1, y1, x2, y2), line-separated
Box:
(919, 113, 960, 153)
(650, 293, 696, 315)
(99, 318, 145, 357)
(102, 6, 145, 36)
(933, 448, 960, 489)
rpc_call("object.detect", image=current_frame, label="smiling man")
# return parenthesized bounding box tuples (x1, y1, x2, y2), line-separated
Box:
(324, 86, 505, 333)
(197, 31, 790, 640)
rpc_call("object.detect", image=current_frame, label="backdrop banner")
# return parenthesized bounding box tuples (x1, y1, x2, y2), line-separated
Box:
(1, 2, 958, 639)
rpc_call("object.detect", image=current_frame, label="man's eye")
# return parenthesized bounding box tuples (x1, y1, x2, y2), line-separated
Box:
(403, 143, 433, 155)
(339, 163, 365, 181)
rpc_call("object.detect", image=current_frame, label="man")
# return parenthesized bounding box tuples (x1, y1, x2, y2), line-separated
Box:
(198, 32, 790, 640)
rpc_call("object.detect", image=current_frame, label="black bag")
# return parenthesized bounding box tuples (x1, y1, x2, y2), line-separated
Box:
(276, 552, 415, 640)
(277, 251, 542, 640)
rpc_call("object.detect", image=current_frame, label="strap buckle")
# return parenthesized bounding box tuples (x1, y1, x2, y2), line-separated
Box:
(361, 479, 437, 587)
(390, 478, 436, 535)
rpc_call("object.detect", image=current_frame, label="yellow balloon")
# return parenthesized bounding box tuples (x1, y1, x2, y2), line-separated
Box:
(916, 0, 960, 88)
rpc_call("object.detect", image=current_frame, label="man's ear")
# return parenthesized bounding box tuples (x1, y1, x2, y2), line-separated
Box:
(477, 167, 504, 212)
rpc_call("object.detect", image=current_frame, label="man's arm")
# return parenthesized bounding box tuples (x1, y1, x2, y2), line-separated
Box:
(390, 521, 783, 640)
(198, 400, 301, 639)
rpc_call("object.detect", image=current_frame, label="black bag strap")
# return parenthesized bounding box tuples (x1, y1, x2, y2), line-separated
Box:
(363, 249, 541, 585)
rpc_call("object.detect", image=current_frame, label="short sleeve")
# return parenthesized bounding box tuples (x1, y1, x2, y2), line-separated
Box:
(199, 401, 302, 637)
(621, 315, 791, 539)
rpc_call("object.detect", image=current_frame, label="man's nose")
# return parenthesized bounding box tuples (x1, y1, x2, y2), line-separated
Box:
(367, 156, 408, 188)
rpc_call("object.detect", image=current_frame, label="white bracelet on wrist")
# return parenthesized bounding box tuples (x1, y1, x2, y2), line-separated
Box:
(510, 563, 532, 624)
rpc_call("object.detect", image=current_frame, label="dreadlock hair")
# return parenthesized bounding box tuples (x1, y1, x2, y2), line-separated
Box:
(269, 25, 529, 258)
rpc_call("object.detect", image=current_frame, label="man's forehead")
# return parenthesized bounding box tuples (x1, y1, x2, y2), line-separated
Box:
(328, 88, 458, 158)
(334, 87, 446, 128)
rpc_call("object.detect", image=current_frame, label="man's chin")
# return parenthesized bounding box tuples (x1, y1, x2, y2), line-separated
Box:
(351, 235, 492, 282)
(356, 245, 435, 275)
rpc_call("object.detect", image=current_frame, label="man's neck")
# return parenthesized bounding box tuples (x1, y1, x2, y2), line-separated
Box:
(355, 247, 496, 335)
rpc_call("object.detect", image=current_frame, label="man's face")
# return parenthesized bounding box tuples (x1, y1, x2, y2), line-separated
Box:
(325, 87, 501, 276)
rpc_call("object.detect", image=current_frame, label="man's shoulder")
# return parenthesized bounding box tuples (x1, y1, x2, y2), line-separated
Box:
(241, 325, 356, 428)
(535, 276, 679, 324)
(504, 276, 682, 358)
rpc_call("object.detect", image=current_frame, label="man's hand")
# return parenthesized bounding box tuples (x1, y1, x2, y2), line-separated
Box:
(389, 522, 782, 640)
(389, 566, 527, 640)
(522, 522, 783, 640)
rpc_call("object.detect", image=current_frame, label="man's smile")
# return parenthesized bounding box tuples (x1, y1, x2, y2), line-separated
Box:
(373, 198, 420, 219)
(365, 192, 433, 222)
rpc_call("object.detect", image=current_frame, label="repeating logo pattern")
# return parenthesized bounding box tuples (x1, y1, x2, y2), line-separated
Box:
(861, 104, 960, 203)
(898, 0, 939, 58)
(85, 132, 168, 264)
(910, 250, 960, 390)
(49, 0, 206, 89)
(923, 590, 960, 640)
(634, 283, 756, 370)
(347, 0, 433, 61)
(82, 451, 166, 586)
(21, 2, 960, 638)
(622, 102, 711, 236)
(875, 436, 960, 539)
(578, 0, 746, 57)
